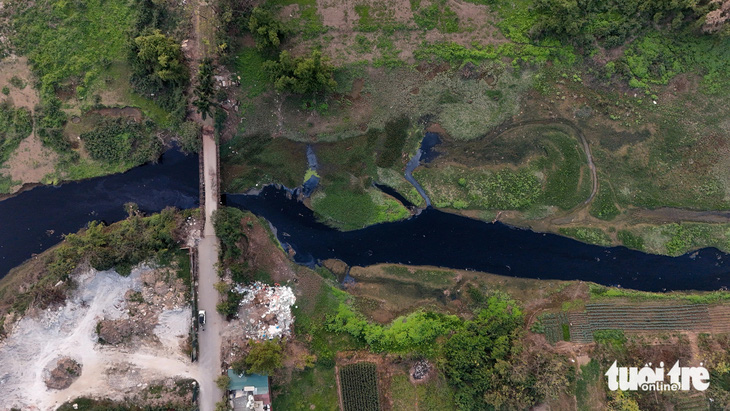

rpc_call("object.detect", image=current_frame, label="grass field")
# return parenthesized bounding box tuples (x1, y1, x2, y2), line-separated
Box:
(390, 372, 455, 410)
(414, 126, 591, 213)
(12, 0, 134, 99)
(272, 365, 339, 411)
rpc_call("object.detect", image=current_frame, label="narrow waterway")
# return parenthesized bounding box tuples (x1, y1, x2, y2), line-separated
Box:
(0, 148, 199, 277)
(226, 186, 730, 292)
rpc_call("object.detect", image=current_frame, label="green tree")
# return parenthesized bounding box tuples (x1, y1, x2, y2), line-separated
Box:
(442, 292, 526, 410)
(216, 374, 231, 391)
(264, 50, 337, 94)
(243, 340, 283, 375)
(247, 7, 287, 50)
(133, 30, 187, 85)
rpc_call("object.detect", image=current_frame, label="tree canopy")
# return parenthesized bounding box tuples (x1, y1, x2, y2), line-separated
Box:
(247, 7, 287, 50)
(132, 30, 187, 85)
(264, 50, 337, 94)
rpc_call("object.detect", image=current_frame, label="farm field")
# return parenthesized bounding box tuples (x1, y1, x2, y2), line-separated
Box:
(338, 362, 381, 411)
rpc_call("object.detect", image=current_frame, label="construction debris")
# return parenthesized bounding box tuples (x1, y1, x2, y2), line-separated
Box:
(234, 282, 296, 341)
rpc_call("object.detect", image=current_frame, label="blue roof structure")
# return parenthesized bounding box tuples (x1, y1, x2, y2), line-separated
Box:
(227, 369, 270, 394)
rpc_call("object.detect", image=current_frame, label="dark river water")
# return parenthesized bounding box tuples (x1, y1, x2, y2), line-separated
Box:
(3, 144, 730, 292)
(226, 186, 730, 292)
(0, 148, 199, 277)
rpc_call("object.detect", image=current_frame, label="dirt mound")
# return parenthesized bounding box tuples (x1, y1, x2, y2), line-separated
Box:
(97, 267, 188, 346)
(44, 357, 82, 390)
(97, 317, 155, 345)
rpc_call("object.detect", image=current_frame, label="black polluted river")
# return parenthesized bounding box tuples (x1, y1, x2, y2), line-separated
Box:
(226, 186, 730, 293)
(0, 148, 199, 277)
(3, 148, 730, 292)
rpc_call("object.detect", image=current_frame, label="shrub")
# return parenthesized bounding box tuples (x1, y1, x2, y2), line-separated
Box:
(247, 7, 287, 50)
(264, 50, 337, 94)
(80, 118, 161, 164)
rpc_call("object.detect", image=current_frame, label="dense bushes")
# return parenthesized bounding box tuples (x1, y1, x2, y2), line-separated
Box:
(49, 207, 182, 277)
(0, 101, 33, 161)
(80, 119, 161, 164)
(264, 50, 337, 94)
(232, 340, 284, 375)
(213, 207, 248, 262)
(327, 304, 461, 357)
(34, 98, 69, 152)
(376, 116, 410, 168)
(531, 0, 703, 49)
(326, 291, 565, 410)
(248, 7, 288, 50)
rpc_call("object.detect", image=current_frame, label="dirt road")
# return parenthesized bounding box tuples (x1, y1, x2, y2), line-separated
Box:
(0, 267, 198, 410)
(196, 128, 223, 411)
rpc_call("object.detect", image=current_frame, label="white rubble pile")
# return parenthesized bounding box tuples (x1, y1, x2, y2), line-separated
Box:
(234, 282, 296, 340)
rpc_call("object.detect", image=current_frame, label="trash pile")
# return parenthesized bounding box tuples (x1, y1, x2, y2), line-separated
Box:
(234, 282, 296, 340)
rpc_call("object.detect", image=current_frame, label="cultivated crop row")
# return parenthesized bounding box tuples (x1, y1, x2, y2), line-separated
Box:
(339, 362, 380, 411)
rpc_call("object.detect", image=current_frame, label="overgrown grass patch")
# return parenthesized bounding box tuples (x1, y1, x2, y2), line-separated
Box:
(589, 182, 620, 221)
(631, 222, 730, 256)
(311, 185, 410, 230)
(221, 133, 308, 192)
(233, 47, 270, 98)
(272, 364, 339, 410)
(13, 0, 135, 98)
(589, 284, 730, 304)
(558, 227, 612, 246)
(390, 372, 455, 410)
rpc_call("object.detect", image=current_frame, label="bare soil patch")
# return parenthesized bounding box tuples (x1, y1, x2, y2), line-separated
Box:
(0, 266, 197, 410)
(0, 56, 39, 110)
(0, 133, 58, 190)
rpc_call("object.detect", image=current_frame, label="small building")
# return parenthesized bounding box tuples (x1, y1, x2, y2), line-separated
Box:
(227, 369, 272, 411)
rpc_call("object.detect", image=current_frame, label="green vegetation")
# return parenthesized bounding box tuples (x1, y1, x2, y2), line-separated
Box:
(248, 7, 288, 50)
(415, 127, 591, 213)
(5, 207, 189, 316)
(381, 265, 453, 287)
(616, 222, 730, 256)
(376, 116, 409, 168)
(0, 101, 33, 163)
(575, 360, 601, 411)
(132, 30, 187, 85)
(221, 133, 307, 192)
(233, 340, 284, 375)
(617, 230, 644, 251)
(339, 362, 380, 411)
(193, 58, 215, 121)
(590, 183, 620, 220)
(559, 227, 612, 247)
(12, 0, 135, 98)
(234, 47, 269, 98)
(589, 284, 730, 304)
(272, 364, 338, 410)
(264, 50, 337, 94)
(177, 121, 201, 153)
(311, 186, 410, 230)
(390, 373, 455, 410)
(413, 0, 459, 33)
(50, 207, 184, 278)
(80, 119, 161, 165)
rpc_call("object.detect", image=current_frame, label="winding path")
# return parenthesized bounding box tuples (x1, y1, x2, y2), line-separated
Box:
(477, 118, 599, 207)
(405, 118, 598, 210)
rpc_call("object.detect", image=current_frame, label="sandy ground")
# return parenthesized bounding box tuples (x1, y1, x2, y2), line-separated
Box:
(0, 266, 199, 410)
(0, 133, 58, 190)
(0, 56, 39, 110)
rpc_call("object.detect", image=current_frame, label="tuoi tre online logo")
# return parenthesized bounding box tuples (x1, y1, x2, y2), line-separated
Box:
(605, 361, 710, 392)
